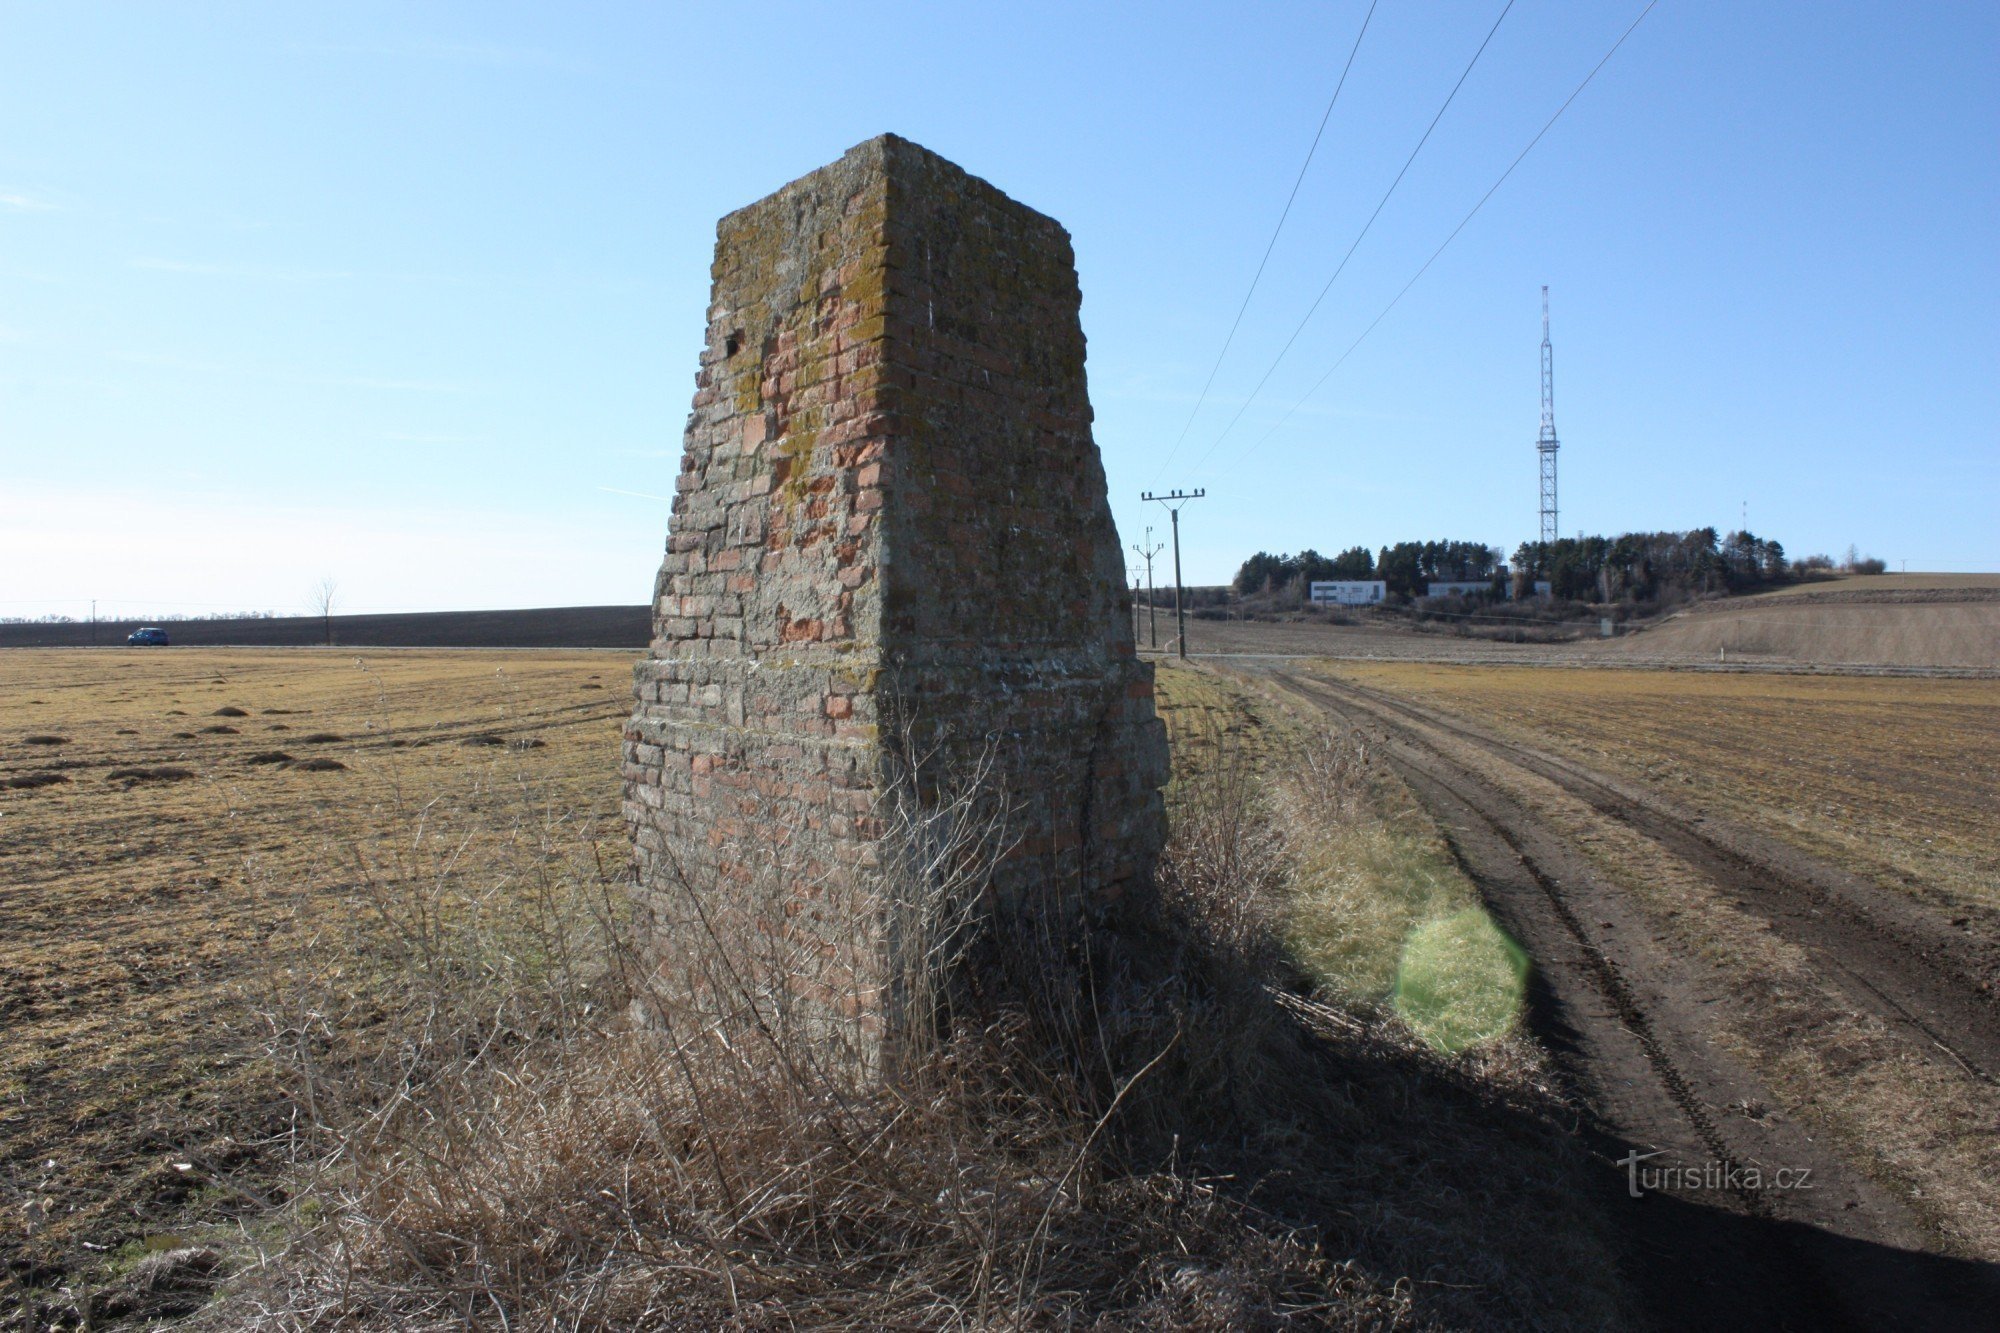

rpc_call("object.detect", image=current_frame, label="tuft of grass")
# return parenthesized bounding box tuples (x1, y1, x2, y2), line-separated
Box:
(1393, 908, 1529, 1054)
(287, 756, 347, 773)
(213, 707, 250, 718)
(24, 734, 70, 746)
(5, 771, 69, 789)
(1275, 729, 1488, 1014)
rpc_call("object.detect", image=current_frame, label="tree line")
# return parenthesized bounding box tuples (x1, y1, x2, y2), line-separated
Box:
(1235, 529, 1884, 605)
(1510, 528, 1789, 602)
(1233, 541, 1503, 599)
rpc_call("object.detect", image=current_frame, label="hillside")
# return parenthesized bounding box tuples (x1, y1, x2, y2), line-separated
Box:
(1611, 574, 2000, 670)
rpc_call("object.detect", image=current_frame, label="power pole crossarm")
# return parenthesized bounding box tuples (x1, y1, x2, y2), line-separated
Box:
(1140, 489, 1205, 660)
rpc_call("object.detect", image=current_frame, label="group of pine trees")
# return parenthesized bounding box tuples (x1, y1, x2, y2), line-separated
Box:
(1508, 528, 1788, 602)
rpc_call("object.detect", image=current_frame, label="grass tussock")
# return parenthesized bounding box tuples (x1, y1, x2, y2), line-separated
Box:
(104, 765, 196, 785)
(204, 676, 1625, 1330)
(1274, 730, 1526, 1052)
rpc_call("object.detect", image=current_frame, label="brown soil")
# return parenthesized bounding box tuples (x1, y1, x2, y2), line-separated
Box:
(1235, 662, 2000, 1329)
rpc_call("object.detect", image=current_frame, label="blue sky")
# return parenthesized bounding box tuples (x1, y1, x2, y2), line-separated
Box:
(3, 1, 1994, 617)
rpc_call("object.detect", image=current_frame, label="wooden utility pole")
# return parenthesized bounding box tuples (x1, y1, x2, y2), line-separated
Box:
(1130, 527, 1164, 651)
(1141, 490, 1204, 660)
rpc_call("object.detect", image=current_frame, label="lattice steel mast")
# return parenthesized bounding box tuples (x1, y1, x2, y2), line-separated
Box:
(1537, 285, 1560, 546)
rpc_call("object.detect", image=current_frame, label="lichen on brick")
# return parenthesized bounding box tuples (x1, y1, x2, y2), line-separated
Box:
(625, 135, 1168, 1037)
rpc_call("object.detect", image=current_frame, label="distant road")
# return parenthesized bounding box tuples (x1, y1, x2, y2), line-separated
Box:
(0, 605, 652, 650)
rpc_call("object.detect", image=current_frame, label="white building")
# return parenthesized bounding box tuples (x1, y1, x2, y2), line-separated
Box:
(1421, 580, 1495, 599)
(1310, 580, 1386, 606)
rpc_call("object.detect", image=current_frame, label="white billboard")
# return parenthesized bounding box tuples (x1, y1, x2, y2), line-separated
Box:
(1310, 580, 1386, 606)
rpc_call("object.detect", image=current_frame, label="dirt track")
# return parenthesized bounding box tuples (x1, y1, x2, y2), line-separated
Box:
(1239, 663, 2000, 1330)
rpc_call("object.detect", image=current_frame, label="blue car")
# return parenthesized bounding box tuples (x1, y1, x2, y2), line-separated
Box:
(127, 627, 171, 646)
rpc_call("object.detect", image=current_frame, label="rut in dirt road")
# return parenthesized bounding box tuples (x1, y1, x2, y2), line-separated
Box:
(1335, 677, 2000, 1086)
(1254, 666, 2000, 1331)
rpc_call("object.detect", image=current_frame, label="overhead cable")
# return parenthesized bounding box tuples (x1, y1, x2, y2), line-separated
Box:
(1221, 0, 1659, 470)
(1191, 0, 1519, 470)
(1151, 0, 1381, 482)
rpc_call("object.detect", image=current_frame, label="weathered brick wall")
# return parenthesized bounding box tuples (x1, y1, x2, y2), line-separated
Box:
(624, 135, 1167, 1016)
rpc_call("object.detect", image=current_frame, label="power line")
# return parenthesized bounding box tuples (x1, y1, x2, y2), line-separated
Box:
(1190, 0, 1517, 471)
(1151, 0, 1380, 482)
(1222, 0, 1659, 470)
(1130, 527, 1165, 650)
(1140, 490, 1205, 659)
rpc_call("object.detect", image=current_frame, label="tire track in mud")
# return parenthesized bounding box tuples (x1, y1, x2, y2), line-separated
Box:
(1253, 665, 2000, 1330)
(1330, 677, 2000, 1088)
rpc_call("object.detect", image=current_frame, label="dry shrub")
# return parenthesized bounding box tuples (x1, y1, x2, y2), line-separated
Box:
(211, 720, 1624, 1330)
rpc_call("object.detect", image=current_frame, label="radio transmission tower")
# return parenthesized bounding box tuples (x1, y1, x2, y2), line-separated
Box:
(1536, 285, 1560, 546)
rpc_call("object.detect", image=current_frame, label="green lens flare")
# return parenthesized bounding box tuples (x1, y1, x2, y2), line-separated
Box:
(1393, 908, 1528, 1053)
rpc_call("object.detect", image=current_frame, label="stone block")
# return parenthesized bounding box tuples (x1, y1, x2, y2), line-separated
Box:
(624, 134, 1168, 1037)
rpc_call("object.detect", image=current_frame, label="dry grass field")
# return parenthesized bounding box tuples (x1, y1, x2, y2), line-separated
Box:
(1315, 663, 2000, 914)
(1609, 598, 2000, 670)
(1752, 572, 2000, 598)
(0, 649, 632, 1289)
(4, 649, 1643, 1329)
(0, 651, 1293, 1303)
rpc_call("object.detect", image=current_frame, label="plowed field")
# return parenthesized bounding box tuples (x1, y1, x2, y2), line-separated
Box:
(0, 650, 631, 1280)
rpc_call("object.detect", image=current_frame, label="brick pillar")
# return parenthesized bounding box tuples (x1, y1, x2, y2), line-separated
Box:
(624, 135, 1168, 1032)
